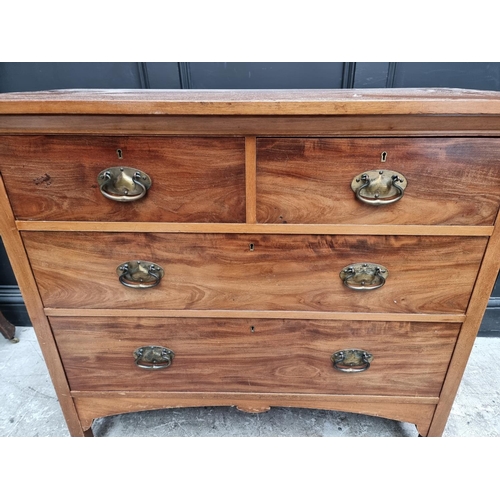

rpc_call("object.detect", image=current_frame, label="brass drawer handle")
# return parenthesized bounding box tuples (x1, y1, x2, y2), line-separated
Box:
(331, 349, 373, 373)
(117, 261, 164, 288)
(97, 167, 152, 202)
(134, 346, 175, 370)
(340, 263, 388, 290)
(351, 169, 407, 205)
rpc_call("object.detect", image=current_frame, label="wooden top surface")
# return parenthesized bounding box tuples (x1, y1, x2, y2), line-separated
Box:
(1, 88, 500, 115)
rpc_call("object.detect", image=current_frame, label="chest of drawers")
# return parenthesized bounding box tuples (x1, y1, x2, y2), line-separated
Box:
(1, 88, 499, 437)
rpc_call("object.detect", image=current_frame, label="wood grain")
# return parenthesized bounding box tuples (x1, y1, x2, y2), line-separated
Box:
(2, 88, 500, 115)
(257, 138, 500, 226)
(43, 308, 465, 323)
(50, 316, 459, 397)
(72, 393, 437, 436)
(3, 115, 500, 137)
(74, 390, 438, 404)
(23, 232, 487, 314)
(0, 136, 245, 222)
(15, 221, 494, 236)
(245, 136, 257, 223)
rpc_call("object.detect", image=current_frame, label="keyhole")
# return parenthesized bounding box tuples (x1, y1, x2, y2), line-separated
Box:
(117, 149, 123, 159)
(249, 243, 255, 251)
(250, 326, 255, 333)
(381, 151, 387, 162)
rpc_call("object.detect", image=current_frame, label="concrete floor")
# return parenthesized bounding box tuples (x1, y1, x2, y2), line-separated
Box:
(1, 326, 499, 437)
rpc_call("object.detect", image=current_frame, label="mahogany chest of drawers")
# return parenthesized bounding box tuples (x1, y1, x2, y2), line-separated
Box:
(1, 88, 499, 437)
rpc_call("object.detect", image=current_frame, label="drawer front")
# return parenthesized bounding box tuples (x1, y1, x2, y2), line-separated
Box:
(24, 232, 487, 314)
(50, 317, 460, 397)
(256, 138, 500, 225)
(0, 136, 245, 222)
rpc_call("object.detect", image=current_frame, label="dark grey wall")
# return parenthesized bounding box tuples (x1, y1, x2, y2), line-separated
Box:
(1, 62, 500, 334)
(2, 62, 500, 92)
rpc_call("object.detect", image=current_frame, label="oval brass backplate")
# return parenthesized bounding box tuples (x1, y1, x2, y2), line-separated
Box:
(331, 349, 373, 373)
(340, 263, 388, 290)
(97, 167, 152, 199)
(133, 346, 175, 370)
(117, 260, 165, 288)
(351, 169, 407, 205)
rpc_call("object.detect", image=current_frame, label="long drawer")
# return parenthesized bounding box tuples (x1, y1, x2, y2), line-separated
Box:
(256, 137, 500, 225)
(50, 317, 460, 397)
(0, 136, 246, 222)
(24, 232, 487, 314)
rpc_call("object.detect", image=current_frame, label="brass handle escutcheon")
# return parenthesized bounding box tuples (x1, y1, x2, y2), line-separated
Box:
(98, 167, 152, 202)
(134, 346, 175, 370)
(331, 349, 373, 373)
(351, 169, 407, 205)
(117, 261, 164, 289)
(340, 263, 388, 290)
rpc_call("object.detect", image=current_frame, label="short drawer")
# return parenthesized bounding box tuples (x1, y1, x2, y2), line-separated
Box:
(50, 317, 460, 397)
(24, 232, 486, 314)
(0, 136, 245, 222)
(256, 137, 500, 225)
